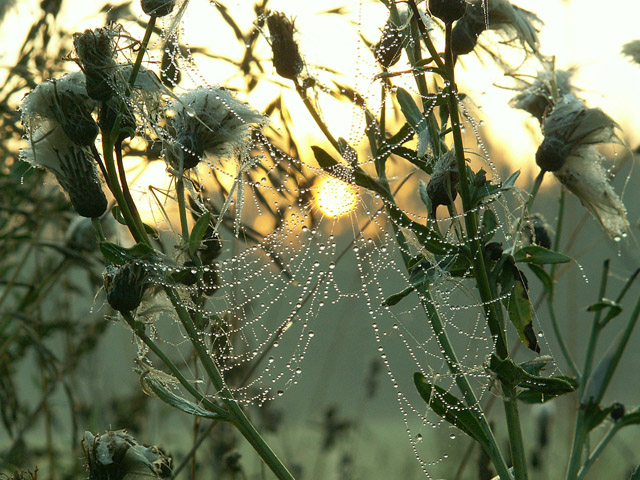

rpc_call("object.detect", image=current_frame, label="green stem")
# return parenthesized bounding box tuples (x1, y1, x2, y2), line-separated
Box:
(121, 312, 226, 417)
(576, 423, 619, 480)
(547, 300, 580, 378)
(511, 170, 545, 252)
(163, 287, 294, 480)
(566, 260, 610, 480)
(293, 79, 340, 153)
(176, 175, 190, 245)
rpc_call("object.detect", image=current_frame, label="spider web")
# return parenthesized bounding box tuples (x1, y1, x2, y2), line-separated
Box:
(108, 1, 562, 477)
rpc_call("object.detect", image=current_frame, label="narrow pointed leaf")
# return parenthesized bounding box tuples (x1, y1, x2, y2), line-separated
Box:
(189, 212, 211, 257)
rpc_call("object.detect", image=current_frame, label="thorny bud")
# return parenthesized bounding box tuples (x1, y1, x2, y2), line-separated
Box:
(374, 21, 404, 69)
(266, 11, 304, 80)
(57, 153, 108, 218)
(427, 150, 459, 215)
(610, 402, 625, 421)
(429, 0, 467, 25)
(104, 262, 150, 313)
(73, 27, 119, 102)
(82, 431, 172, 480)
(141, 0, 176, 17)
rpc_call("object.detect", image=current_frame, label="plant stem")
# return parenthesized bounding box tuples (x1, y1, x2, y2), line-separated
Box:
(566, 260, 610, 480)
(164, 287, 294, 480)
(293, 79, 340, 153)
(121, 312, 226, 417)
(576, 423, 619, 480)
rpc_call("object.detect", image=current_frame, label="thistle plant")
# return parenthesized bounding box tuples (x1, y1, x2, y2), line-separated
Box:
(6, 0, 640, 479)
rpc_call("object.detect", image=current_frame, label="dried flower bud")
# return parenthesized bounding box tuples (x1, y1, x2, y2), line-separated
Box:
(374, 21, 404, 69)
(535, 136, 571, 172)
(429, 0, 467, 24)
(141, 0, 176, 17)
(73, 27, 119, 102)
(104, 262, 150, 313)
(622, 40, 640, 65)
(21, 128, 107, 218)
(20, 72, 98, 146)
(266, 11, 304, 80)
(427, 150, 459, 215)
(82, 431, 172, 480)
(610, 402, 625, 421)
(164, 86, 267, 170)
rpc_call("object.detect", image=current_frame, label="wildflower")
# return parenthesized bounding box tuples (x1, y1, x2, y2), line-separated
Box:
(73, 26, 120, 101)
(510, 69, 574, 124)
(534, 95, 627, 238)
(266, 11, 304, 80)
(622, 40, 640, 65)
(536, 94, 619, 172)
(141, 0, 176, 18)
(374, 19, 405, 69)
(427, 149, 459, 216)
(429, 0, 467, 25)
(82, 430, 172, 479)
(20, 72, 98, 146)
(104, 262, 151, 313)
(164, 86, 267, 170)
(21, 128, 107, 218)
(452, 0, 542, 58)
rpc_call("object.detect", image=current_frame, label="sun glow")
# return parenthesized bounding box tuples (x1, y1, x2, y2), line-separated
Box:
(315, 176, 358, 218)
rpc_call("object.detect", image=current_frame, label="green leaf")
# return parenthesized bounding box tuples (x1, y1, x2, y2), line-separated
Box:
(414, 373, 491, 448)
(382, 286, 414, 306)
(99, 242, 154, 266)
(629, 464, 640, 480)
(527, 263, 554, 298)
(500, 264, 540, 353)
(489, 355, 578, 402)
(311, 145, 340, 172)
(587, 300, 623, 326)
(481, 209, 498, 242)
(142, 376, 224, 420)
(419, 180, 432, 213)
(502, 170, 521, 189)
(189, 212, 211, 257)
(396, 88, 423, 129)
(514, 245, 571, 265)
(111, 206, 127, 226)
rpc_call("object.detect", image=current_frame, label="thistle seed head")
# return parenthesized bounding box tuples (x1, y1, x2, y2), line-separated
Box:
(164, 86, 267, 170)
(141, 0, 176, 17)
(535, 136, 571, 172)
(510, 69, 574, 123)
(20, 72, 98, 146)
(82, 431, 172, 480)
(266, 11, 304, 80)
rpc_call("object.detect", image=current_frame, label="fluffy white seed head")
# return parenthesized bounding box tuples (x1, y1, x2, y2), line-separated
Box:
(554, 148, 629, 239)
(165, 86, 268, 169)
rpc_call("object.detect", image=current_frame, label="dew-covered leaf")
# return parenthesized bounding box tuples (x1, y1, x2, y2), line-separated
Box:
(99, 242, 155, 265)
(414, 373, 490, 448)
(189, 211, 211, 257)
(514, 245, 571, 265)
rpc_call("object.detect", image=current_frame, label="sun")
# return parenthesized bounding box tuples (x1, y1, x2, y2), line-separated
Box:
(314, 176, 359, 218)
